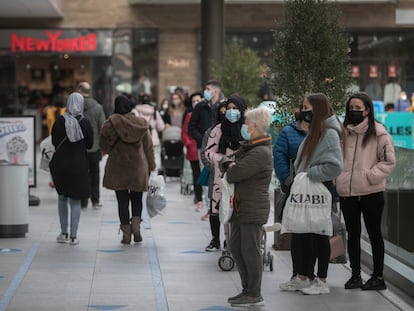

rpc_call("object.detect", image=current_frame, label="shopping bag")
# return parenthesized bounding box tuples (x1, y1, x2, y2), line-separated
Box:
(281, 172, 332, 236)
(219, 172, 234, 224)
(146, 174, 167, 218)
(39, 135, 54, 172)
(196, 167, 210, 186)
(274, 188, 288, 222)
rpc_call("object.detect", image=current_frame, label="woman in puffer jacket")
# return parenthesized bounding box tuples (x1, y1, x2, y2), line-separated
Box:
(336, 92, 395, 291)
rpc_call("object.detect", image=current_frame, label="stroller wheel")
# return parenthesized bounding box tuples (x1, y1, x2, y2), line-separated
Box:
(269, 253, 274, 272)
(218, 254, 235, 271)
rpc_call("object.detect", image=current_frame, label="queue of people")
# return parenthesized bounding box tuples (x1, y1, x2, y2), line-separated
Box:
(45, 82, 396, 308)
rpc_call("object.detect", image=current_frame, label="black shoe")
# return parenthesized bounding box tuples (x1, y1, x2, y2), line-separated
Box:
(362, 276, 386, 291)
(344, 275, 363, 289)
(205, 240, 220, 252)
(227, 292, 245, 303)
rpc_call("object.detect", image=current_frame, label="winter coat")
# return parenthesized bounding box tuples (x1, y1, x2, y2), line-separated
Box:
(132, 104, 165, 147)
(50, 115, 93, 199)
(83, 96, 106, 152)
(205, 124, 238, 213)
(100, 113, 156, 192)
(335, 119, 395, 197)
(295, 115, 344, 183)
(181, 111, 199, 161)
(226, 135, 273, 224)
(189, 100, 215, 148)
(273, 121, 306, 192)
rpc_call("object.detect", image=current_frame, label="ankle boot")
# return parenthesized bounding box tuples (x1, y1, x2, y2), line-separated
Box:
(131, 216, 142, 242)
(120, 224, 132, 244)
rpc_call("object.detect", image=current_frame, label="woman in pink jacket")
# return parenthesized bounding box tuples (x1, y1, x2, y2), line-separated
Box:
(204, 96, 246, 251)
(336, 92, 395, 291)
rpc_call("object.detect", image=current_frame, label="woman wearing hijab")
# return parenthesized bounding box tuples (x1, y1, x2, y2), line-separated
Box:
(50, 92, 93, 245)
(204, 95, 246, 251)
(100, 95, 156, 244)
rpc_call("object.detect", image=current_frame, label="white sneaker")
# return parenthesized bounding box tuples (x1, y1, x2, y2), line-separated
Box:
(69, 237, 79, 245)
(56, 233, 68, 243)
(301, 277, 330, 295)
(279, 276, 310, 291)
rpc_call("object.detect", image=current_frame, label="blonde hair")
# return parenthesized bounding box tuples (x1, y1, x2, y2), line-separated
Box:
(245, 107, 272, 134)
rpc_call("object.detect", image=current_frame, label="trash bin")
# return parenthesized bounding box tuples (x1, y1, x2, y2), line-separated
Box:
(0, 164, 29, 238)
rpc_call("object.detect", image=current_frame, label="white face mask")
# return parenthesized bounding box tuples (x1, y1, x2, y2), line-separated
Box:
(172, 99, 181, 106)
(162, 103, 168, 110)
(401, 95, 407, 101)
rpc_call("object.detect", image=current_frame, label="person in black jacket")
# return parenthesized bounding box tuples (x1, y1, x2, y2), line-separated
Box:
(50, 92, 93, 245)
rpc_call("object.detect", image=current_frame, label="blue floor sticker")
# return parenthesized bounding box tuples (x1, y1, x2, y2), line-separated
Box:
(180, 250, 205, 254)
(0, 248, 21, 254)
(97, 250, 125, 253)
(88, 305, 127, 310)
(200, 307, 235, 311)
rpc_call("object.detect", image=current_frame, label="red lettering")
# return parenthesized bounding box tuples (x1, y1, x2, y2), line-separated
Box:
(26, 38, 35, 51)
(78, 37, 85, 51)
(88, 34, 97, 51)
(10, 33, 24, 52)
(71, 38, 79, 51)
(35, 39, 50, 51)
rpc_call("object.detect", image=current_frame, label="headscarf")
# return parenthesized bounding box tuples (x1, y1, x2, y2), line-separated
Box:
(219, 96, 246, 153)
(114, 95, 132, 115)
(63, 92, 84, 142)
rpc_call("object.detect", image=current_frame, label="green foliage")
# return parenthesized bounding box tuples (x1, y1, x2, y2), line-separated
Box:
(272, 0, 352, 125)
(211, 41, 264, 107)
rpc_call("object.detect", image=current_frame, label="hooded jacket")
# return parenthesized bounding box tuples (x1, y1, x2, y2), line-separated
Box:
(100, 113, 156, 192)
(335, 119, 395, 197)
(226, 135, 273, 224)
(295, 115, 344, 183)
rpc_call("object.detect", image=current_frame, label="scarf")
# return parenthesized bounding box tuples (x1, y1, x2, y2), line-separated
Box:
(63, 92, 84, 142)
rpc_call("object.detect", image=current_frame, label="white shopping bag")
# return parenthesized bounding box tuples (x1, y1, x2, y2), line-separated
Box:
(281, 172, 332, 236)
(147, 173, 167, 218)
(219, 172, 234, 224)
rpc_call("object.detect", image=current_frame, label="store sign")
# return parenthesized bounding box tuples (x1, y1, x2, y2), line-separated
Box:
(10, 30, 97, 53)
(375, 112, 413, 149)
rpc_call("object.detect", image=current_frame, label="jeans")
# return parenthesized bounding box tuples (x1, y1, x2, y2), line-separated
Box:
(229, 221, 263, 297)
(340, 192, 385, 277)
(58, 195, 81, 238)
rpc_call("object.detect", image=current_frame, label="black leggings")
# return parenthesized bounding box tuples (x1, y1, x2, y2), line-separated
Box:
(115, 190, 143, 225)
(340, 192, 384, 277)
(190, 160, 202, 202)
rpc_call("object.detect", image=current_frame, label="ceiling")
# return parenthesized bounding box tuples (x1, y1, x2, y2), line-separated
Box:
(0, 0, 63, 18)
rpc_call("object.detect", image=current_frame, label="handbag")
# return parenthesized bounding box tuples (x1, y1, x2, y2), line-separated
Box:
(281, 172, 333, 236)
(39, 135, 66, 172)
(196, 167, 210, 186)
(219, 172, 234, 224)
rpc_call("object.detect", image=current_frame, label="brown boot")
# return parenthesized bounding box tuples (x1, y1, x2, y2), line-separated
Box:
(131, 216, 142, 242)
(119, 224, 132, 244)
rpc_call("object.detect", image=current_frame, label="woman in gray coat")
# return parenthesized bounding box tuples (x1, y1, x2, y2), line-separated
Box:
(100, 95, 156, 244)
(225, 107, 273, 307)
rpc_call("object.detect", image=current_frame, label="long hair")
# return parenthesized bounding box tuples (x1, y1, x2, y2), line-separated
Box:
(343, 92, 376, 147)
(297, 93, 346, 167)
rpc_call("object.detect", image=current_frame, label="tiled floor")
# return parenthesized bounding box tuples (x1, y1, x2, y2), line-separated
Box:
(0, 157, 413, 311)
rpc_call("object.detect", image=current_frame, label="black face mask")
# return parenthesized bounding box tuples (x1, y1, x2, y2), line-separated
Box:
(348, 110, 364, 125)
(300, 111, 313, 123)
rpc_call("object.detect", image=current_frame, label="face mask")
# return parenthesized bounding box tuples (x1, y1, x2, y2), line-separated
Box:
(172, 99, 180, 106)
(204, 90, 212, 101)
(401, 95, 407, 101)
(162, 103, 168, 110)
(300, 111, 313, 123)
(240, 124, 250, 141)
(348, 110, 364, 125)
(225, 109, 241, 123)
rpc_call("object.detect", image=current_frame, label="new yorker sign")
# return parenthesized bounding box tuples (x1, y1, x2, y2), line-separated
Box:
(0, 30, 112, 55)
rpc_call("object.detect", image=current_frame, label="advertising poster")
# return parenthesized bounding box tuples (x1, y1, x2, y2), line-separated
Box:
(0, 116, 36, 186)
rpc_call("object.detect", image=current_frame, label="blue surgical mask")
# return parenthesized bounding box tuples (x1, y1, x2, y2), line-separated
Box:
(225, 109, 241, 123)
(203, 90, 212, 101)
(240, 124, 250, 140)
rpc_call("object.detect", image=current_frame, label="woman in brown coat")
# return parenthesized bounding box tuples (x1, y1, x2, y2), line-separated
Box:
(100, 95, 156, 244)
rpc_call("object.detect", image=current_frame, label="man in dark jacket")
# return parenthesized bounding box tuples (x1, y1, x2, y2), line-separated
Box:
(77, 82, 106, 209)
(188, 80, 223, 149)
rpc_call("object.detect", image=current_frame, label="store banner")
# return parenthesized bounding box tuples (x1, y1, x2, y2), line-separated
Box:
(351, 65, 360, 78)
(0, 116, 36, 186)
(369, 64, 379, 78)
(375, 112, 413, 149)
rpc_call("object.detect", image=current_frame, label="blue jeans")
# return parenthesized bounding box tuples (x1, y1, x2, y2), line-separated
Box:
(58, 195, 81, 238)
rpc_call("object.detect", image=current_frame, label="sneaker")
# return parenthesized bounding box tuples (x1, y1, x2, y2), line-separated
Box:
(69, 237, 79, 245)
(263, 222, 282, 232)
(361, 276, 386, 291)
(227, 292, 245, 303)
(205, 240, 220, 252)
(56, 233, 68, 243)
(195, 201, 203, 212)
(230, 295, 264, 307)
(301, 277, 330, 295)
(344, 275, 363, 289)
(279, 276, 310, 291)
(93, 202, 103, 209)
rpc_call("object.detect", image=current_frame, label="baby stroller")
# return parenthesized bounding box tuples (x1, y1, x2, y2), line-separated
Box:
(160, 126, 184, 178)
(218, 223, 279, 272)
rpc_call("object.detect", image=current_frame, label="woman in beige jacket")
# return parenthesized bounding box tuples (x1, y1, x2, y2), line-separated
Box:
(336, 92, 395, 291)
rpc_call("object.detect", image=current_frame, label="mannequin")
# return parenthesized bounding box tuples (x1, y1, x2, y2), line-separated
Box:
(383, 77, 401, 105)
